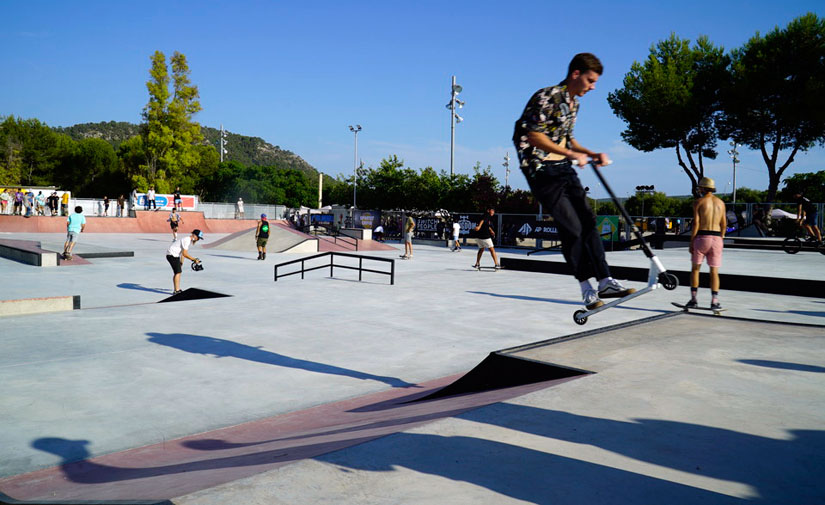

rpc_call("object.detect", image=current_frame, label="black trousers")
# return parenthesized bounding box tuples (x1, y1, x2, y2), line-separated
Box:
(524, 161, 611, 282)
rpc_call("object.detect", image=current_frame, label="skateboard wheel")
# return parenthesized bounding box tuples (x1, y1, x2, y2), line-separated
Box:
(573, 309, 588, 325)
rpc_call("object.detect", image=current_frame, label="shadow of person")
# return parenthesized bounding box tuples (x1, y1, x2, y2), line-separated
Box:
(738, 359, 825, 373)
(467, 291, 669, 314)
(146, 332, 414, 388)
(458, 404, 825, 504)
(319, 432, 744, 504)
(117, 283, 171, 294)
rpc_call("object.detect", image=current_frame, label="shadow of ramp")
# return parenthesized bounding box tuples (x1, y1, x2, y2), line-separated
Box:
(408, 352, 590, 403)
(157, 288, 232, 303)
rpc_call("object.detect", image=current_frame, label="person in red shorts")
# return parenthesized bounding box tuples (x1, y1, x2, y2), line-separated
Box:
(688, 177, 727, 310)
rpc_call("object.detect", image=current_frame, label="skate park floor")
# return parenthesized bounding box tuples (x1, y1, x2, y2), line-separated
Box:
(1, 232, 824, 504)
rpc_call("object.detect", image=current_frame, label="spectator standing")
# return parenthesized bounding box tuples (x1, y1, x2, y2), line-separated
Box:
(117, 194, 125, 217)
(47, 192, 59, 216)
(0, 189, 10, 215)
(24, 191, 34, 217)
(60, 192, 70, 216)
(146, 186, 157, 211)
(103, 196, 110, 216)
(14, 189, 24, 215)
(62, 206, 86, 260)
(35, 191, 46, 216)
(166, 229, 203, 294)
(235, 198, 244, 219)
(174, 187, 183, 212)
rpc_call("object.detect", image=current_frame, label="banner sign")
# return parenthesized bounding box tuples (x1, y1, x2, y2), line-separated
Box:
(353, 210, 381, 229)
(136, 194, 198, 211)
(415, 217, 442, 233)
(597, 216, 619, 241)
(310, 214, 334, 224)
(513, 220, 560, 240)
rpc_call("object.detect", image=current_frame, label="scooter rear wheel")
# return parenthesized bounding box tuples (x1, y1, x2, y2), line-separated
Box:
(573, 310, 588, 325)
(659, 272, 679, 290)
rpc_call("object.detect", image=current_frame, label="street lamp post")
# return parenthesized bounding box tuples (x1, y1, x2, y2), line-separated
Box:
(445, 76, 464, 177)
(727, 142, 739, 204)
(349, 125, 361, 209)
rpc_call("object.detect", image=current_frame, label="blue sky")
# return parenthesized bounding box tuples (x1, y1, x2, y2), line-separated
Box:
(3, 0, 823, 199)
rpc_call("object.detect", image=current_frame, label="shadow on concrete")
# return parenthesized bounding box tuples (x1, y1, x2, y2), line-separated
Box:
(323, 432, 746, 504)
(205, 253, 257, 261)
(146, 332, 414, 388)
(467, 291, 669, 314)
(117, 282, 171, 294)
(754, 309, 825, 318)
(737, 359, 825, 373)
(449, 403, 825, 504)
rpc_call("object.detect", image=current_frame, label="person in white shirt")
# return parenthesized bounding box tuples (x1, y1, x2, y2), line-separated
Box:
(451, 220, 462, 251)
(165, 229, 203, 294)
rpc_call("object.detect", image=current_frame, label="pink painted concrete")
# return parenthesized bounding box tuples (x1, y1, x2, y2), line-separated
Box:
(0, 375, 579, 502)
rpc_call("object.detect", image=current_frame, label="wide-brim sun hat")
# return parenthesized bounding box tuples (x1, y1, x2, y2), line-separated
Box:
(698, 177, 716, 191)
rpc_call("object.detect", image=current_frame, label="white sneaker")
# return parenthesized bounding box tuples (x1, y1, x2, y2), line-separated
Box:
(583, 289, 603, 310)
(598, 279, 636, 299)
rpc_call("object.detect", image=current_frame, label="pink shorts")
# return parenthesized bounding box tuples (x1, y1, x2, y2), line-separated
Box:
(692, 235, 723, 267)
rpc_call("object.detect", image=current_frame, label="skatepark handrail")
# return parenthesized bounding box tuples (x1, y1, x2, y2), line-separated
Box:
(273, 252, 394, 285)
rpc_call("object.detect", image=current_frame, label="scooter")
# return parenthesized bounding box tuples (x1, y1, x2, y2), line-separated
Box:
(572, 160, 678, 325)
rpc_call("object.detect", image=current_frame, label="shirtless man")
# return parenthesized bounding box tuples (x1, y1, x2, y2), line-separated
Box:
(687, 177, 726, 310)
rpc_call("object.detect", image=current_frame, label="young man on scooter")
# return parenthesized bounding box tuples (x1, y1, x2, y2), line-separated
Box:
(513, 52, 634, 310)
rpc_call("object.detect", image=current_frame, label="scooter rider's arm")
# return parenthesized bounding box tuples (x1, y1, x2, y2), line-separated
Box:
(526, 132, 609, 167)
(181, 248, 199, 263)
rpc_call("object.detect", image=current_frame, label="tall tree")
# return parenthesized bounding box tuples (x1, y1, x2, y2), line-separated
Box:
(137, 50, 205, 192)
(608, 34, 728, 195)
(717, 13, 825, 202)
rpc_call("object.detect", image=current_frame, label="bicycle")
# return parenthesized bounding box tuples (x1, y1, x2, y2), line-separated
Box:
(782, 220, 825, 255)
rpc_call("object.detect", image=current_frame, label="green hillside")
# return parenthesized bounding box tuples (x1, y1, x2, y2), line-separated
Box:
(53, 121, 319, 177)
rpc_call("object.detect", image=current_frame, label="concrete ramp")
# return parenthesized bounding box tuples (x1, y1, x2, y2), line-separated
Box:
(204, 222, 319, 254)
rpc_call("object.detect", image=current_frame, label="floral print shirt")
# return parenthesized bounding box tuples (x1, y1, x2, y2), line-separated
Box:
(512, 83, 579, 173)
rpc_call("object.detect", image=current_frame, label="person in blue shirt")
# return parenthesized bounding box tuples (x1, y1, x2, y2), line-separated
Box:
(62, 206, 86, 260)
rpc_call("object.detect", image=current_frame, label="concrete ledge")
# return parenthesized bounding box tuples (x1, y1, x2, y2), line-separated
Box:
(0, 240, 59, 267)
(0, 295, 80, 317)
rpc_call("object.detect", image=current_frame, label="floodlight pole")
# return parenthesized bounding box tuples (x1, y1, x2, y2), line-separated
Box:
(728, 142, 739, 204)
(446, 76, 463, 177)
(349, 125, 361, 209)
(503, 152, 511, 191)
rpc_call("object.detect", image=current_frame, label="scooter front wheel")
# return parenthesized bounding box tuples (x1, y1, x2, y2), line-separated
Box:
(573, 310, 588, 325)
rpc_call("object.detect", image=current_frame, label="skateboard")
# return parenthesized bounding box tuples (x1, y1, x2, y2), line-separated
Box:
(671, 302, 725, 316)
(399, 255, 411, 260)
(473, 265, 501, 271)
(62, 252, 72, 261)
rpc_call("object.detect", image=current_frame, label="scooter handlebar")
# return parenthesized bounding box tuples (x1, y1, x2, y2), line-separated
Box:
(571, 159, 613, 167)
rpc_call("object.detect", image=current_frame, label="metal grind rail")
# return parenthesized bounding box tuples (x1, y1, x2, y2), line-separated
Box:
(274, 252, 394, 285)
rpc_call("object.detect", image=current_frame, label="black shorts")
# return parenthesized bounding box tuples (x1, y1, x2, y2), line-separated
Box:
(167, 254, 182, 274)
(805, 211, 818, 227)
(170, 221, 179, 230)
